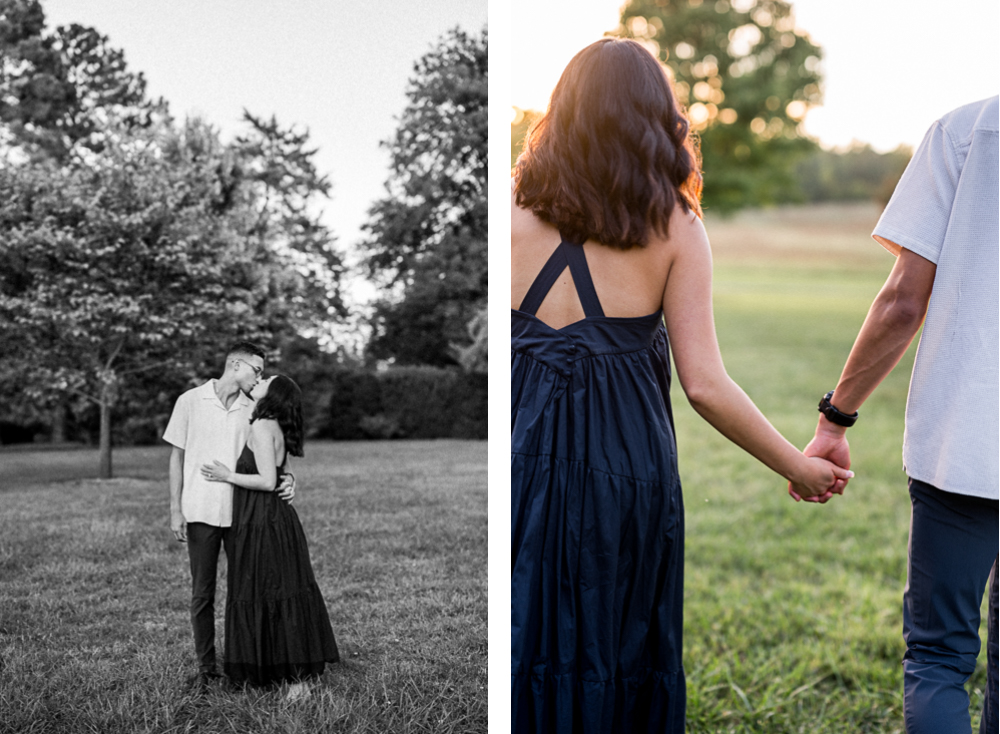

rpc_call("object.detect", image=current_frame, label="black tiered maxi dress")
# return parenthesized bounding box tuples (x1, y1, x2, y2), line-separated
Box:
(511, 235, 685, 733)
(224, 444, 340, 686)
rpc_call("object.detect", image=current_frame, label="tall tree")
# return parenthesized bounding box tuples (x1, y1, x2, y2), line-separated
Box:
(0, 3, 343, 465)
(233, 111, 345, 324)
(360, 27, 487, 367)
(0, 118, 316, 476)
(0, 0, 153, 161)
(616, 0, 823, 212)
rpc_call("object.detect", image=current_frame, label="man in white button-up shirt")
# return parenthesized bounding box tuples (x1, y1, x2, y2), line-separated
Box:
(163, 341, 293, 690)
(801, 97, 998, 733)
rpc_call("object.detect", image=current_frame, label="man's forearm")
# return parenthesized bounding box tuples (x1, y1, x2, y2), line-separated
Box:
(169, 449, 184, 512)
(828, 248, 936, 419)
(831, 295, 925, 415)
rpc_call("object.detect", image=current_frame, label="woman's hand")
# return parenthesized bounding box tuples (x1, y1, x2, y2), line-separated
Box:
(788, 455, 854, 503)
(201, 460, 233, 483)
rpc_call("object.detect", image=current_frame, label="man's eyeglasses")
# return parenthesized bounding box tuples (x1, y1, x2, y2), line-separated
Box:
(236, 359, 263, 378)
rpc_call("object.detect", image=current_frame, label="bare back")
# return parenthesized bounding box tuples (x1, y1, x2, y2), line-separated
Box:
(247, 419, 287, 488)
(511, 188, 700, 330)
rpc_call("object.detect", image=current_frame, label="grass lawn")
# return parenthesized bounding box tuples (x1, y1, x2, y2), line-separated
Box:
(675, 203, 989, 732)
(0, 440, 487, 733)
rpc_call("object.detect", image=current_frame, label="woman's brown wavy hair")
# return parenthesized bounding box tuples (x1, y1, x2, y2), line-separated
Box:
(513, 38, 702, 250)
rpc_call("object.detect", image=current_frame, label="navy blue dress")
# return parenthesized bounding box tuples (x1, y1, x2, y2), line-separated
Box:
(511, 235, 686, 733)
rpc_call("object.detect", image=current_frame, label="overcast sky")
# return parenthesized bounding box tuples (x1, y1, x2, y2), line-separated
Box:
(509, 0, 1000, 152)
(42, 0, 488, 283)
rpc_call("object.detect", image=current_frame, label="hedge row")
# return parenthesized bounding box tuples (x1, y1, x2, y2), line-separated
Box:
(324, 365, 487, 440)
(0, 365, 487, 446)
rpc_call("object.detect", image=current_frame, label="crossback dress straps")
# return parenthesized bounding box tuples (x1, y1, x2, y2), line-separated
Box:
(518, 232, 606, 318)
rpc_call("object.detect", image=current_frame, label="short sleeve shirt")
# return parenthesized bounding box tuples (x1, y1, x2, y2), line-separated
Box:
(872, 96, 999, 499)
(162, 380, 255, 526)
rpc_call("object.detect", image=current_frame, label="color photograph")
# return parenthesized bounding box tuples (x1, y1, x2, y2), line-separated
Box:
(509, 1, 998, 732)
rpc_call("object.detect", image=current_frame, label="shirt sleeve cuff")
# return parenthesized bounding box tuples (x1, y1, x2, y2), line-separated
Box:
(871, 226, 941, 265)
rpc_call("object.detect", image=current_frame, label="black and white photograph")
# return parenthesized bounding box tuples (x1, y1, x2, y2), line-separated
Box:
(0, 0, 487, 730)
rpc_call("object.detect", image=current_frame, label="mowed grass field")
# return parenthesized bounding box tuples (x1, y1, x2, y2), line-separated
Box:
(678, 203, 989, 732)
(0, 440, 486, 733)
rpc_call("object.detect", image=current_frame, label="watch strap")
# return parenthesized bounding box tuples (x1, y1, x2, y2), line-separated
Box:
(818, 390, 858, 427)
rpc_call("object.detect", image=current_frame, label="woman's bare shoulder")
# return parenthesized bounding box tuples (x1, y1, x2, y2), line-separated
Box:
(511, 183, 532, 227)
(250, 418, 281, 439)
(645, 205, 709, 257)
(672, 204, 708, 239)
(511, 189, 553, 243)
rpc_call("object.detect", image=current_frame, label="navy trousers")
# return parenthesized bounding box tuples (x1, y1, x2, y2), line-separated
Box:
(187, 522, 233, 674)
(902, 478, 998, 734)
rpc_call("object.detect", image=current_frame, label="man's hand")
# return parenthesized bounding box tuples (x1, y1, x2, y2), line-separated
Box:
(790, 419, 851, 503)
(170, 509, 187, 543)
(277, 472, 296, 504)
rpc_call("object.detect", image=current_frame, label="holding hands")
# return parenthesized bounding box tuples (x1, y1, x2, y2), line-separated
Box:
(789, 417, 853, 504)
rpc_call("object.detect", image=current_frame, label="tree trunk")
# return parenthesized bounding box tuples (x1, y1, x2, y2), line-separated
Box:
(51, 402, 67, 444)
(98, 382, 114, 479)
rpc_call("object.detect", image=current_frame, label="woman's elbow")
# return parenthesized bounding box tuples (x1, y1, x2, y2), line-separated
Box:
(680, 376, 724, 414)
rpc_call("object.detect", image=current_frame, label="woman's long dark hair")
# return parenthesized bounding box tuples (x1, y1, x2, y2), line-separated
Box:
(250, 375, 304, 459)
(514, 38, 702, 250)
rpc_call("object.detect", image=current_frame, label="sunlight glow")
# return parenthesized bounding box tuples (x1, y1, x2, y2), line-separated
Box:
(786, 100, 807, 120)
(718, 108, 738, 124)
(511, 0, 1000, 152)
(674, 42, 695, 59)
(688, 102, 710, 126)
(728, 24, 761, 57)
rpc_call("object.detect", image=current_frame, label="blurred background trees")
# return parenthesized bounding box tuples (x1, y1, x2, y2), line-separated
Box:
(622, 0, 823, 211)
(0, 1, 487, 471)
(511, 0, 910, 214)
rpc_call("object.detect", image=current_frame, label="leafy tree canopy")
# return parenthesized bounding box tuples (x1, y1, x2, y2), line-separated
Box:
(616, 0, 824, 212)
(360, 27, 487, 368)
(0, 0, 154, 160)
(0, 1, 344, 471)
(0, 116, 335, 472)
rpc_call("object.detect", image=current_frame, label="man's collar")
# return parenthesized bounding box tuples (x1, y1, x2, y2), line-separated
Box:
(200, 379, 251, 410)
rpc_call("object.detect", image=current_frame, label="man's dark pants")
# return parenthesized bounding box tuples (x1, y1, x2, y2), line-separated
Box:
(187, 522, 233, 674)
(903, 478, 998, 734)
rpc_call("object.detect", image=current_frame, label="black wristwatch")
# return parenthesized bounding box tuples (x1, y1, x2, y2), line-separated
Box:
(818, 390, 858, 427)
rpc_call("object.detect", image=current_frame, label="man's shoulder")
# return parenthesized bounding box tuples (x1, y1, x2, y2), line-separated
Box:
(173, 380, 214, 406)
(937, 96, 999, 143)
(187, 380, 215, 397)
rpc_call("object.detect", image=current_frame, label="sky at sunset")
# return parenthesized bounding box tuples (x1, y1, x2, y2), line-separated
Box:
(509, 0, 1000, 152)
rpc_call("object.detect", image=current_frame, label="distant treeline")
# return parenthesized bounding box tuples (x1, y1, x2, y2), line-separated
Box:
(793, 142, 912, 207)
(1, 337, 487, 447)
(513, 110, 911, 210)
(1, 368, 487, 446)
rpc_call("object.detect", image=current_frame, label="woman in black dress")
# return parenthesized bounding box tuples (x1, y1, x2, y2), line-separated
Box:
(202, 374, 339, 700)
